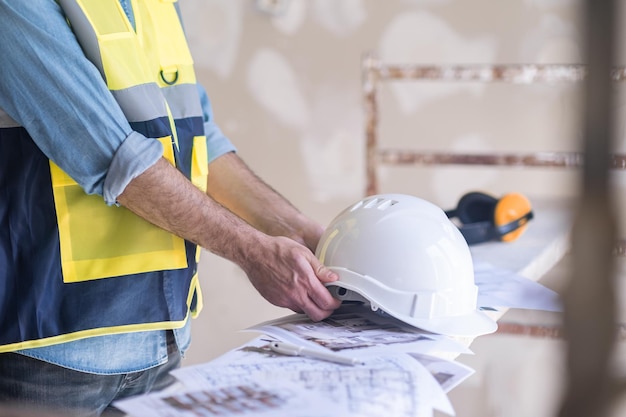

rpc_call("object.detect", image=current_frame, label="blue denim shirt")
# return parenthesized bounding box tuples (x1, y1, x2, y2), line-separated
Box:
(0, 0, 236, 374)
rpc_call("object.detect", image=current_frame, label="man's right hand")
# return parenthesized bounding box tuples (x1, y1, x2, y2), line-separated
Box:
(240, 235, 342, 322)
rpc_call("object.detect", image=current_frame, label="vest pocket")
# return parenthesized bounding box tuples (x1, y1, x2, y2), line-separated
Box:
(49, 137, 187, 283)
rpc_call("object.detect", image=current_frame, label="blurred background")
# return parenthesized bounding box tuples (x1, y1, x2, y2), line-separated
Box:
(177, 1, 626, 416)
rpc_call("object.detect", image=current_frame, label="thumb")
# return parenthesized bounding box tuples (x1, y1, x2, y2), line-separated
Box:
(315, 261, 340, 284)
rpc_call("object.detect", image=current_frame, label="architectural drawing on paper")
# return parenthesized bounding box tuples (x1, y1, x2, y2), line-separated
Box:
(162, 385, 289, 416)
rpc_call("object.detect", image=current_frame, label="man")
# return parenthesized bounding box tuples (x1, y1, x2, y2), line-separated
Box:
(0, 0, 341, 415)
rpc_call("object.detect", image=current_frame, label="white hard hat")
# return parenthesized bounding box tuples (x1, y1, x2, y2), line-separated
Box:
(316, 193, 497, 337)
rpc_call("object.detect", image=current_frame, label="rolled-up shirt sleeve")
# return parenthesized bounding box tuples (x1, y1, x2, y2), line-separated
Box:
(0, 0, 162, 204)
(103, 131, 163, 205)
(197, 84, 237, 163)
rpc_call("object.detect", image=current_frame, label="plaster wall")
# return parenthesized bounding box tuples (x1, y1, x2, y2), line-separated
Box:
(177, 1, 626, 416)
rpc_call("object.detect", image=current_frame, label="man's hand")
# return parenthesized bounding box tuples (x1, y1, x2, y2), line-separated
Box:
(242, 235, 342, 321)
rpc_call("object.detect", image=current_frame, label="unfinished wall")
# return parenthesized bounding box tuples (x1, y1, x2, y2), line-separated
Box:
(177, 1, 625, 416)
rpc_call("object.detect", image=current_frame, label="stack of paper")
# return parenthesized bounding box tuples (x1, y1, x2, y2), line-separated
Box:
(115, 262, 562, 417)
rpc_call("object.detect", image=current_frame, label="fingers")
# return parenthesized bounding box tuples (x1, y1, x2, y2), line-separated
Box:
(274, 257, 341, 321)
(301, 303, 335, 322)
(315, 263, 339, 284)
(280, 286, 336, 322)
(299, 259, 342, 321)
(295, 292, 338, 322)
(305, 294, 341, 322)
(305, 275, 342, 315)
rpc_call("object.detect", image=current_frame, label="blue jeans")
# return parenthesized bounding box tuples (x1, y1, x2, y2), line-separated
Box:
(0, 332, 181, 417)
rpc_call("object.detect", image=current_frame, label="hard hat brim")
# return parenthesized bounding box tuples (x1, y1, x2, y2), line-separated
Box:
(327, 273, 498, 338)
(400, 309, 498, 338)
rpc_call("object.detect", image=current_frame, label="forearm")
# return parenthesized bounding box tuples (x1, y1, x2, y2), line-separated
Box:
(117, 157, 267, 265)
(206, 152, 323, 251)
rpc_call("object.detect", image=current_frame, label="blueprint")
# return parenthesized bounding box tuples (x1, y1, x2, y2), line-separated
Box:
(115, 310, 478, 416)
(115, 381, 331, 417)
(409, 352, 475, 393)
(245, 304, 472, 357)
(171, 338, 455, 417)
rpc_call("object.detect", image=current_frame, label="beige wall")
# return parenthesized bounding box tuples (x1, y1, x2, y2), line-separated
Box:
(178, 1, 625, 416)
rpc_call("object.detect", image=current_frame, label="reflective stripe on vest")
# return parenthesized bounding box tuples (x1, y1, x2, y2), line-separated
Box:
(54, 0, 208, 283)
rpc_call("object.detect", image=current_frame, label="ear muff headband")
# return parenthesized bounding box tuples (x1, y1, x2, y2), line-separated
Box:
(445, 192, 533, 244)
(451, 220, 500, 244)
(496, 210, 534, 234)
(452, 192, 498, 225)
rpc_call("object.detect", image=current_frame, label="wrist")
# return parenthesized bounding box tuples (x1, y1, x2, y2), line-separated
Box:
(295, 214, 324, 253)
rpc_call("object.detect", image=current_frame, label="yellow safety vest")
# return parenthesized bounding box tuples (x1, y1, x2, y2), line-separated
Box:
(0, 0, 208, 352)
(55, 0, 208, 283)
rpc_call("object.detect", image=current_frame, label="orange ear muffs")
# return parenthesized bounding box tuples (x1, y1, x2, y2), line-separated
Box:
(494, 192, 533, 242)
(445, 191, 534, 245)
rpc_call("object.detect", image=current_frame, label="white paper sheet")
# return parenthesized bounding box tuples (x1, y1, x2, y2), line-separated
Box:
(474, 262, 563, 312)
(113, 260, 564, 417)
(244, 305, 473, 357)
(408, 353, 475, 393)
(172, 338, 455, 417)
(114, 381, 331, 417)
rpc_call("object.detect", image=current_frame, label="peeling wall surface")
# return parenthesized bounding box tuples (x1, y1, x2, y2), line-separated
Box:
(178, 1, 626, 416)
